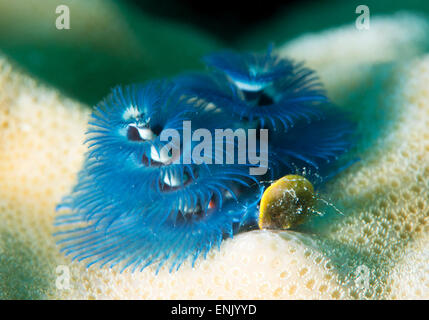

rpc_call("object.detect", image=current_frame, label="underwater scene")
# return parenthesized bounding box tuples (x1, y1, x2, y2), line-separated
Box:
(0, 0, 429, 301)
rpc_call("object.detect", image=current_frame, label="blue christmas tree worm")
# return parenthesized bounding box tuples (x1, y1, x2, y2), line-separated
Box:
(55, 48, 353, 273)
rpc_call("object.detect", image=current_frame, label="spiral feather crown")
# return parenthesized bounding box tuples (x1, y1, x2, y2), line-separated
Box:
(55, 48, 354, 273)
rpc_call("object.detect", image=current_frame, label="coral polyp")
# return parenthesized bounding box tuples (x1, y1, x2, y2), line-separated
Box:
(54, 48, 354, 273)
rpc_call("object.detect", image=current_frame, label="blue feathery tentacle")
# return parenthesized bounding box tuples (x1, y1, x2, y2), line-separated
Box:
(84, 81, 194, 161)
(269, 114, 355, 172)
(55, 47, 356, 273)
(199, 46, 327, 131)
(175, 47, 354, 177)
(55, 79, 262, 272)
(55, 190, 260, 274)
(203, 44, 291, 90)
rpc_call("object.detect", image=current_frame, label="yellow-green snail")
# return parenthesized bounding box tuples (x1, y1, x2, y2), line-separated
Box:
(259, 175, 316, 230)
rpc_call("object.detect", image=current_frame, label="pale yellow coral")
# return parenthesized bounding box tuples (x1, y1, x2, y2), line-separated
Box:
(0, 56, 89, 299)
(388, 232, 429, 299)
(322, 57, 429, 299)
(279, 12, 429, 103)
(57, 231, 347, 300)
(1, 13, 429, 299)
